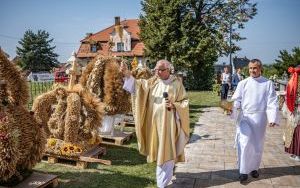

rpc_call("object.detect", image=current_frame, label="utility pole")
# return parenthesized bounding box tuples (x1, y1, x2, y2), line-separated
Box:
(229, 23, 235, 74)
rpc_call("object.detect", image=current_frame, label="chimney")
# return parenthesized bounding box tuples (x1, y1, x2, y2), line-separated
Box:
(115, 16, 120, 26)
(86, 33, 93, 37)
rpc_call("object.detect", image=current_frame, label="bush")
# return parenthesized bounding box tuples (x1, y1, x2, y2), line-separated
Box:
(212, 84, 221, 95)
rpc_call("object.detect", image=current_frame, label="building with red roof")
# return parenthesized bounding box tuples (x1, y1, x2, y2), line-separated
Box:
(77, 17, 145, 65)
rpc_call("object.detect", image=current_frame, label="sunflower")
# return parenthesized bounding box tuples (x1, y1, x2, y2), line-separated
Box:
(75, 146, 82, 153)
(69, 146, 74, 151)
(63, 146, 68, 152)
(47, 138, 57, 148)
(61, 144, 70, 156)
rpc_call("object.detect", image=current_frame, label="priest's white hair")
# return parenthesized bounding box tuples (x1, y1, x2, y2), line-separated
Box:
(156, 59, 175, 74)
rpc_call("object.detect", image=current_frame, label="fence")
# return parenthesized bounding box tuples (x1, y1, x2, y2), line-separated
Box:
(27, 81, 69, 109)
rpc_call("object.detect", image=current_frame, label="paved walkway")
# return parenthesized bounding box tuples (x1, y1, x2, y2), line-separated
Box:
(169, 107, 300, 188)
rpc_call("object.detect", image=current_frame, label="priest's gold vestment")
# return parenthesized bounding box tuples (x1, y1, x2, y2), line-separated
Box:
(134, 75, 189, 165)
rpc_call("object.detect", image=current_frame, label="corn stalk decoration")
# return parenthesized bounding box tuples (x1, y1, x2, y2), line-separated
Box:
(0, 50, 46, 183)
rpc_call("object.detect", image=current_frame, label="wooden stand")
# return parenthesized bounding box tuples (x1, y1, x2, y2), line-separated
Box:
(0, 172, 58, 188)
(122, 121, 135, 127)
(123, 114, 135, 127)
(43, 145, 111, 168)
(100, 130, 135, 145)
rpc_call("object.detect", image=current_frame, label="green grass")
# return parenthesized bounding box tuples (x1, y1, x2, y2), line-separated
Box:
(188, 91, 220, 131)
(33, 91, 220, 188)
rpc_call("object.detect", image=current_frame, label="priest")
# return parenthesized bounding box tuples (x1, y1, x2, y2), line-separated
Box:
(231, 59, 279, 183)
(120, 59, 190, 188)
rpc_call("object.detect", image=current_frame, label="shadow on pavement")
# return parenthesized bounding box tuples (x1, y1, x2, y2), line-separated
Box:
(168, 165, 300, 187)
(189, 133, 221, 143)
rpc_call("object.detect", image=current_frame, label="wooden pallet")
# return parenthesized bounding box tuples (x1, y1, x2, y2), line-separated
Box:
(0, 172, 58, 188)
(100, 130, 135, 145)
(121, 121, 135, 127)
(43, 145, 111, 169)
(123, 114, 135, 127)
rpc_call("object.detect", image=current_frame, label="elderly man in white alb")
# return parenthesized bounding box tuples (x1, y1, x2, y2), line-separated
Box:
(231, 59, 279, 183)
(120, 59, 190, 188)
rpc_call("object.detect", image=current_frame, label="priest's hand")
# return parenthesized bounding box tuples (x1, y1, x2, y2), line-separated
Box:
(165, 99, 175, 111)
(269, 122, 277, 127)
(120, 61, 131, 78)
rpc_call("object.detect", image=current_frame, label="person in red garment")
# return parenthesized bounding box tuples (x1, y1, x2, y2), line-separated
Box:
(284, 66, 300, 161)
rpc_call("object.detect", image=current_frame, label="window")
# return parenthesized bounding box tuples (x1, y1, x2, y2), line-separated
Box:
(91, 44, 97, 53)
(117, 42, 124, 52)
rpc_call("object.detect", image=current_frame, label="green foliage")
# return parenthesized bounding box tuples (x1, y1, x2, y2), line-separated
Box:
(241, 63, 279, 79)
(262, 64, 279, 79)
(16, 30, 59, 72)
(273, 47, 300, 75)
(140, 0, 257, 90)
(212, 83, 221, 95)
(241, 66, 249, 78)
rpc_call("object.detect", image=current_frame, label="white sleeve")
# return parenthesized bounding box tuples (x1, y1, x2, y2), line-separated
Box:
(230, 82, 242, 120)
(266, 82, 279, 125)
(123, 75, 135, 94)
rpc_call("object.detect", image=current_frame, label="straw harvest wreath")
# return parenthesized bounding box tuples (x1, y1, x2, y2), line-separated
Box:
(32, 83, 105, 156)
(0, 50, 46, 183)
(80, 55, 132, 115)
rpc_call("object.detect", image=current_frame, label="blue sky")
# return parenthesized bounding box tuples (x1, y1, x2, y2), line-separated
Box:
(0, 0, 299, 65)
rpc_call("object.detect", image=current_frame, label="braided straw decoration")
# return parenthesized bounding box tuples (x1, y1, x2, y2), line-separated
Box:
(32, 87, 68, 137)
(47, 96, 67, 139)
(104, 59, 131, 115)
(0, 51, 29, 106)
(32, 84, 105, 154)
(0, 50, 45, 182)
(81, 55, 131, 115)
(0, 114, 20, 181)
(86, 59, 106, 99)
(70, 84, 104, 147)
(64, 93, 81, 143)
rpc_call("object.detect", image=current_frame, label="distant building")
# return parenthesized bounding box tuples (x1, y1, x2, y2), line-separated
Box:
(214, 62, 228, 74)
(214, 56, 250, 75)
(233, 56, 250, 69)
(77, 16, 145, 66)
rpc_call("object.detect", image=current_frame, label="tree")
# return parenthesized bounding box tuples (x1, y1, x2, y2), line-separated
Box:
(16, 30, 59, 72)
(262, 64, 278, 79)
(139, 0, 257, 90)
(273, 47, 300, 76)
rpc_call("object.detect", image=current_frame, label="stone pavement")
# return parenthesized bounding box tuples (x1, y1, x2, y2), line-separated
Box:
(169, 107, 300, 188)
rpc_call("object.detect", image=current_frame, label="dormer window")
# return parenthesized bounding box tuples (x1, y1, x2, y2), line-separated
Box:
(117, 42, 124, 52)
(91, 44, 97, 53)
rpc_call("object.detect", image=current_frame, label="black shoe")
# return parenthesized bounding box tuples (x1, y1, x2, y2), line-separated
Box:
(250, 170, 259, 178)
(239, 174, 248, 183)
